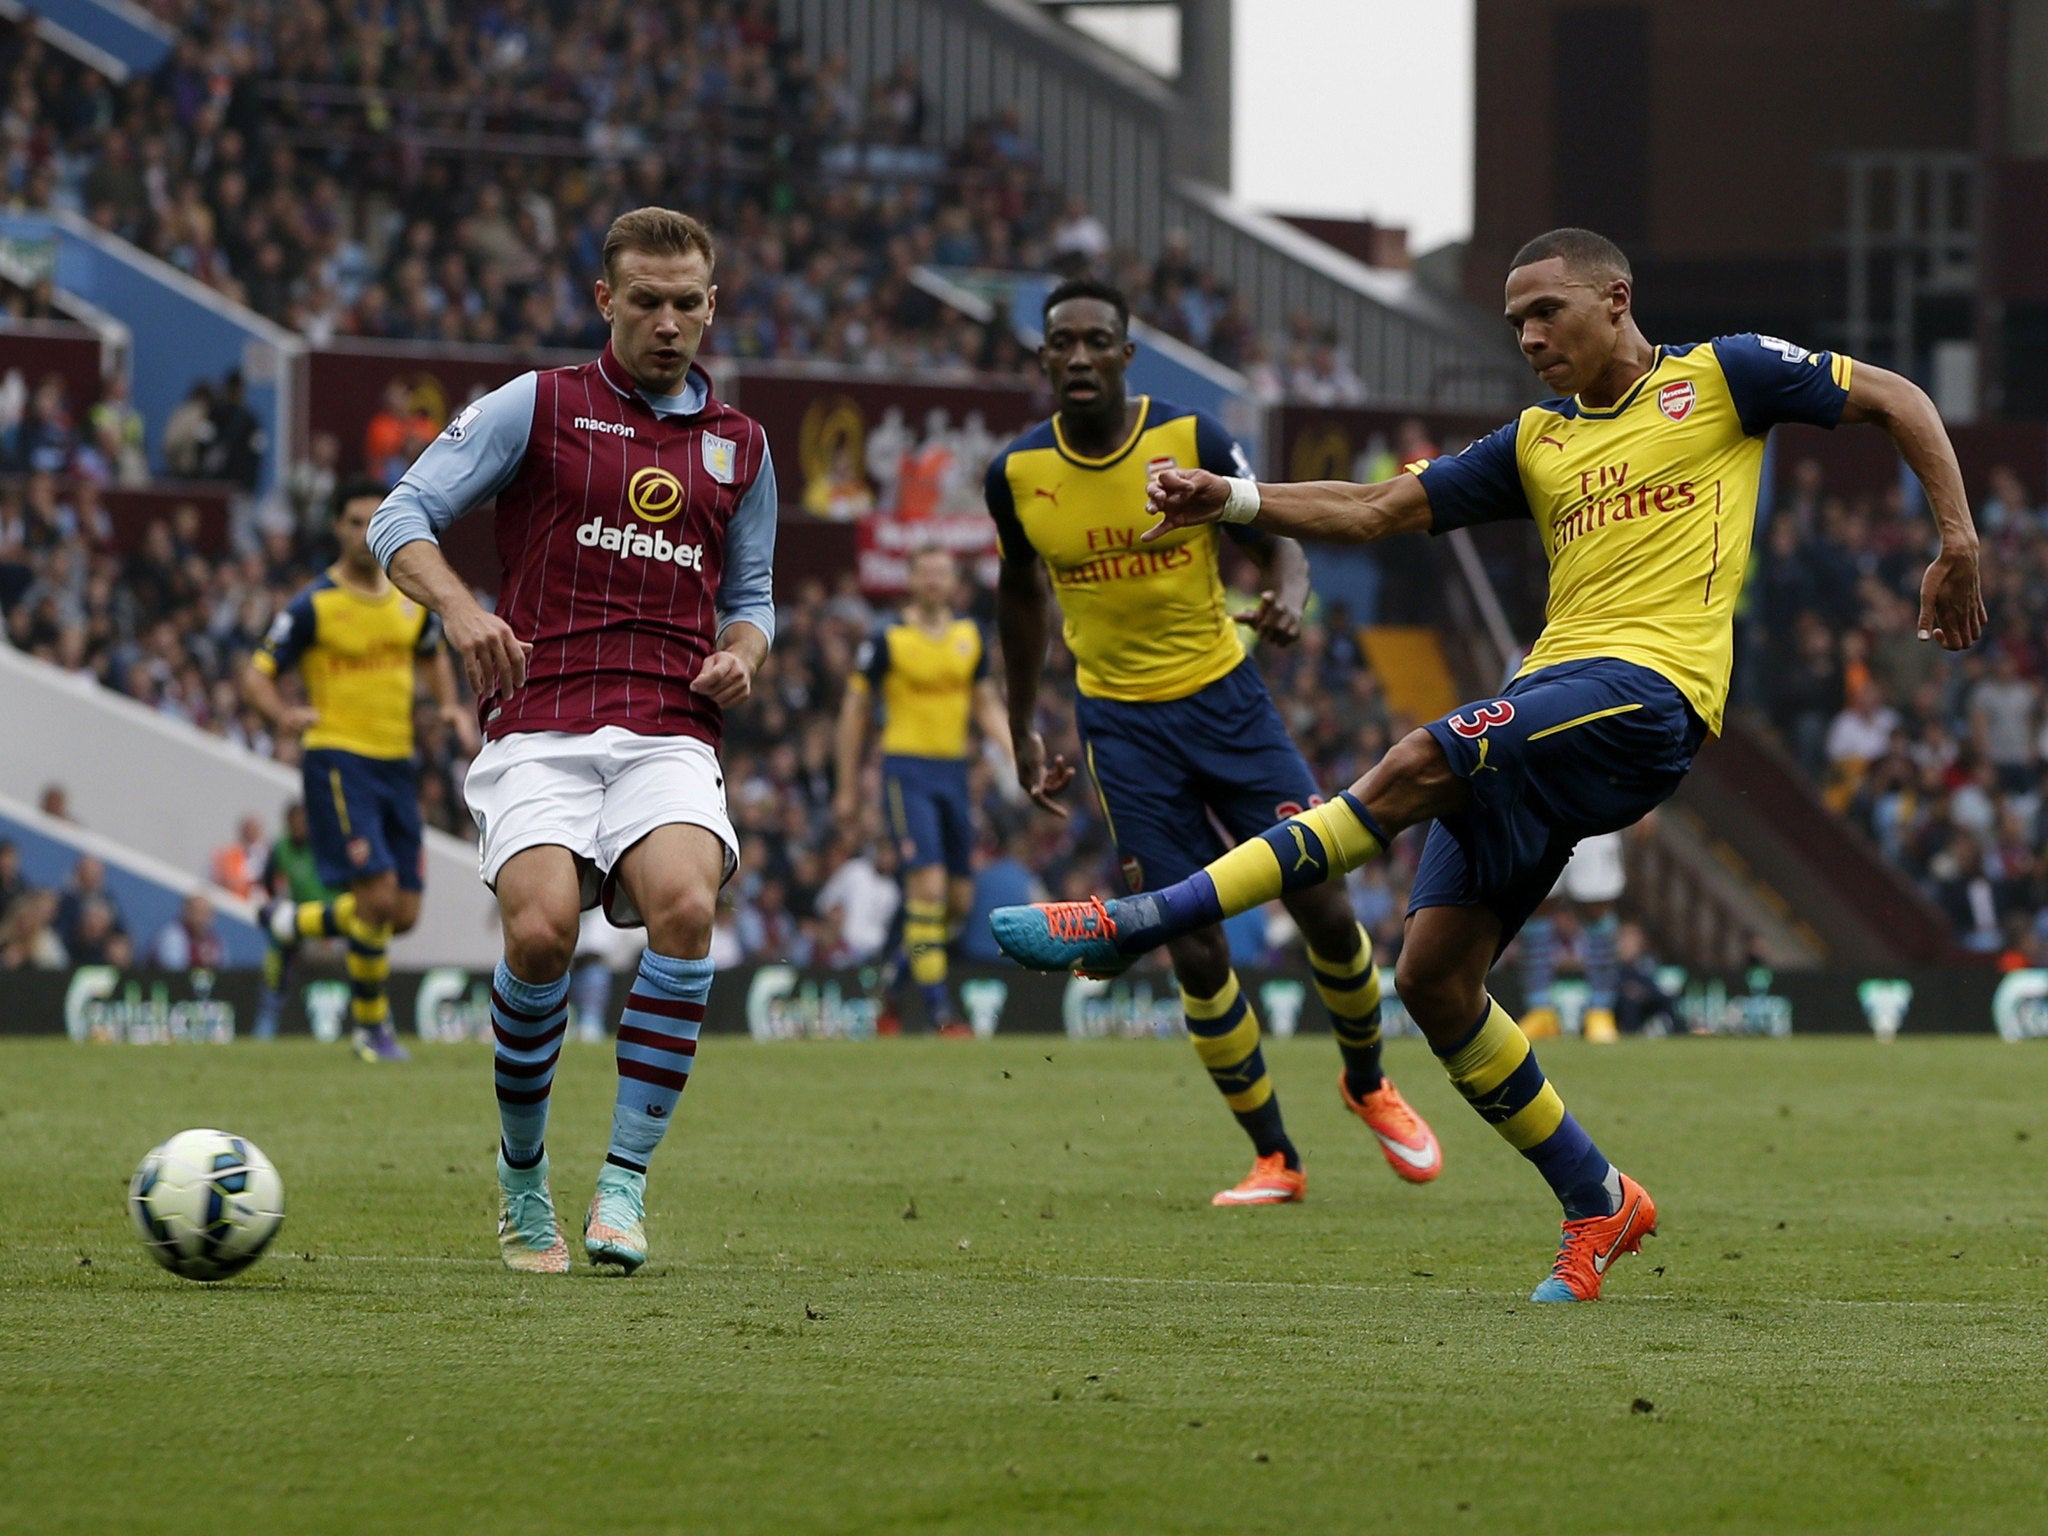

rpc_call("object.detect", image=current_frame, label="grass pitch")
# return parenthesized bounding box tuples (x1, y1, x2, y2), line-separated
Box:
(3, 1033, 2046, 1535)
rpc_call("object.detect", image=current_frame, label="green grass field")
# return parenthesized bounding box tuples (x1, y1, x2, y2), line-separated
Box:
(3, 1033, 2045, 1535)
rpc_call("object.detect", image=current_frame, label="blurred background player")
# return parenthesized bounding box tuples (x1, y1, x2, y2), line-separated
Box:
(242, 476, 477, 1060)
(834, 545, 1011, 1034)
(1515, 828, 1627, 1044)
(570, 907, 645, 1044)
(368, 207, 777, 1275)
(999, 227, 1983, 1300)
(988, 277, 1440, 1206)
(249, 801, 336, 1039)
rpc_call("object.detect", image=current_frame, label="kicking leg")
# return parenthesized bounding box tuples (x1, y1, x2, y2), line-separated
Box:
(490, 847, 581, 1274)
(992, 729, 1469, 971)
(1396, 903, 1655, 1302)
(592, 824, 725, 1273)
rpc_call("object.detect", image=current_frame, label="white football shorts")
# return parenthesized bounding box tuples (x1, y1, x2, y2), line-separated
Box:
(463, 725, 738, 926)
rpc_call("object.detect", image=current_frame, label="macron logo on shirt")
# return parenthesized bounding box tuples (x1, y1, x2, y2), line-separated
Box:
(574, 416, 636, 439)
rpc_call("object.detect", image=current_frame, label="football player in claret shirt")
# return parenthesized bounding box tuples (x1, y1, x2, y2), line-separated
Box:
(367, 207, 778, 1275)
(834, 545, 1011, 1034)
(988, 278, 1442, 1207)
(996, 229, 1985, 1300)
(242, 476, 477, 1061)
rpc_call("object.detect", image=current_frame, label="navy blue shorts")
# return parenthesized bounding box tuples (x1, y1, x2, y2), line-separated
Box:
(1409, 658, 1706, 951)
(1077, 660, 1322, 894)
(302, 748, 425, 893)
(884, 755, 974, 878)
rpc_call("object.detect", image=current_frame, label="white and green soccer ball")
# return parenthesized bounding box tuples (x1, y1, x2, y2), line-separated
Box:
(129, 1129, 286, 1281)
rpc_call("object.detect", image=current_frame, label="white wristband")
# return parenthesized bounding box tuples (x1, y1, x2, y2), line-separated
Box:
(1219, 476, 1261, 524)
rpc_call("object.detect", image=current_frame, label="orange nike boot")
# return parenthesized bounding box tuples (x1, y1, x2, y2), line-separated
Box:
(1338, 1073, 1443, 1183)
(1211, 1151, 1307, 1206)
(1529, 1171, 1658, 1301)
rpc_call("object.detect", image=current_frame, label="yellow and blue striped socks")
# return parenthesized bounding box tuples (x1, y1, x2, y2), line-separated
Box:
(904, 897, 950, 1023)
(344, 915, 394, 1033)
(1184, 971, 1297, 1169)
(1113, 792, 1388, 953)
(1308, 922, 1385, 1097)
(1437, 999, 1618, 1218)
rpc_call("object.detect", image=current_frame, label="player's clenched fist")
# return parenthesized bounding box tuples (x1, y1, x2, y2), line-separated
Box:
(1144, 467, 1229, 540)
(444, 606, 532, 698)
(691, 650, 755, 707)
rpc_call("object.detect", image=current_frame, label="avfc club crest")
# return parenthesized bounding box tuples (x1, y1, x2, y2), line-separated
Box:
(702, 432, 737, 485)
(1657, 380, 1697, 422)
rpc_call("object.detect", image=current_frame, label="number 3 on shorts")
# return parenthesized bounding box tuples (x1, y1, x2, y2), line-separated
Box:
(1447, 701, 1515, 739)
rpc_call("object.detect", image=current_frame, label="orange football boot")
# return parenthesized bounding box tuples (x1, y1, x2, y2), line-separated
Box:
(1530, 1171, 1658, 1301)
(1338, 1073, 1443, 1183)
(1211, 1151, 1307, 1206)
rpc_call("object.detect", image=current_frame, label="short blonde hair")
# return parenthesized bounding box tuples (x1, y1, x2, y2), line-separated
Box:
(601, 207, 717, 282)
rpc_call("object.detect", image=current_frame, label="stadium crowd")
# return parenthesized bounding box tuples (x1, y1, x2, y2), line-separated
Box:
(1742, 457, 2048, 959)
(2, 3, 1365, 399)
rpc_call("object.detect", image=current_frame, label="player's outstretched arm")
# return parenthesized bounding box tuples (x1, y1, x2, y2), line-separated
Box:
(1839, 364, 1985, 650)
(387, 539, 531, 699)
(1146, 468, 1433, 546)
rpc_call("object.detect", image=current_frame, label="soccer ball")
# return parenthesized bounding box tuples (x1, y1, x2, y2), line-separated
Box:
(129, 1129, 286, 1281)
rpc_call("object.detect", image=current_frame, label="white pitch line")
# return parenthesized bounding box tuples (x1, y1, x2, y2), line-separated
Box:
(15, 1247, 2043, 1308)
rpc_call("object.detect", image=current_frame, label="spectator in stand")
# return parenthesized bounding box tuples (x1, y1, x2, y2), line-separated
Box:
(1970, 650, 2040, 796)
(209, 813, 269, 899)
(1978, 466, 2037, 536)
(4, 374, 77, 474)
(202, 370, 263, 492)
(151, 892, 227, 970)
(0, 840, 27, 909)
(54, 854, 125, 951)
(363, 380, 437, 486)
(161, 382, 215, 479)
(66, 897, 131, 966)
(2, 888, 68, 969)
(38, 783, 72, 822)
(84, 373, 148, 488)
(1823, 678, 1901, 808)
(1771, 612, 1845, 778)
(266, 431, 340, 542)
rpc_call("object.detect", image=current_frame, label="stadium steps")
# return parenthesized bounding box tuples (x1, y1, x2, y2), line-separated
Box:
(0, 786, 265, 966)
(1669, 713, 1960, 970)
(1628, 803, 1824, 970)
(1358, 626, 1460, 724)
(0, 643, 500, 967)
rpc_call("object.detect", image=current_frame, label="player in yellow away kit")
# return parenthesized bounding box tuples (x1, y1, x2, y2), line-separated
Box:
(989, 277, 1442, 1205)
(834, 545, 1012, 1033)
(996, 231, 1983, 1297)
(243, 476, 479, 1060)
